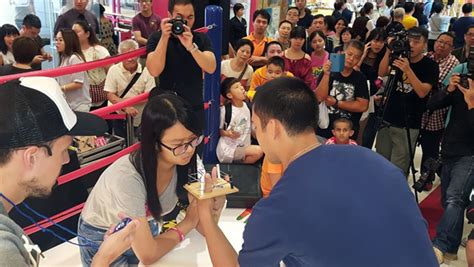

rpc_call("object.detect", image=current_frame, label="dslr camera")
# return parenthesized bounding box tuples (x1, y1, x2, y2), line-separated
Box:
(413, 158, 441, 193)
(459, 46, 474, 88)
(386, 30, 411, 63)
(168, 16, 187, 35)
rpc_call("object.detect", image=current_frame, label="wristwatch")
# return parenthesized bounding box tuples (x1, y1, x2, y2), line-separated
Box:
(187, 42, 199, 53)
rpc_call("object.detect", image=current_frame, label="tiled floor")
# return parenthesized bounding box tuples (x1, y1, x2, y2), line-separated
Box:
(401, 146, 470, 266)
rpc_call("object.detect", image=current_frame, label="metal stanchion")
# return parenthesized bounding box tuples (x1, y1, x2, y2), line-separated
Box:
(126, 114, 135, 147)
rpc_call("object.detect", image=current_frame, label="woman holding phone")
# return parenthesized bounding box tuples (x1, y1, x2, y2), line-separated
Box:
(78, 93, 225, 265)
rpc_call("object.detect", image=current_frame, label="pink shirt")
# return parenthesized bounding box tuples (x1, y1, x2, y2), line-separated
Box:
(311, 51, 329, 87)
(325, 137, 358, 145)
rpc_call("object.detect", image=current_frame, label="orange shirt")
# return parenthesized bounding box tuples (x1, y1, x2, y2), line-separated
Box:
(247, 66, 294, 100)
(244, 33, 274, 57)
(260, 157, 284, 198)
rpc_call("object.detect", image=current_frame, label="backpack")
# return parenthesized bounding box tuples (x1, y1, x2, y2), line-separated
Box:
(224, 101, 253, 129)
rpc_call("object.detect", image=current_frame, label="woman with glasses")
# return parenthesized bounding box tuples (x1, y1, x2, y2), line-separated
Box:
(78, 93, 223, 265)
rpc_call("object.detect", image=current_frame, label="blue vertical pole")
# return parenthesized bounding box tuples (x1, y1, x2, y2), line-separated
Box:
(203, 5, 222, 164)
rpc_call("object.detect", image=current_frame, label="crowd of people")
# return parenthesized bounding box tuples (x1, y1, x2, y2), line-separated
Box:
(1, 0, 474, 266)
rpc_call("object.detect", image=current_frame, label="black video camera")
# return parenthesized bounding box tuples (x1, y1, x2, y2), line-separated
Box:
(168, 17, 187, 35)
(459, 46, 474, 88)
(413, 158, 441, 193)
(386, 30, 411, 63)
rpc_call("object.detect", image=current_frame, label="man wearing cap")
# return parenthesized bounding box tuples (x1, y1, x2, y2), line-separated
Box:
(0, 77, 139, 266)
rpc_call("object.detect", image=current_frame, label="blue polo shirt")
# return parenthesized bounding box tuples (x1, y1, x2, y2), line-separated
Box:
(238, 145, 437, 267)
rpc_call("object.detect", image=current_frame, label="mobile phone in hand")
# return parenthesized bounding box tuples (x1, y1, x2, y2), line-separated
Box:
(330, 53, 345, 72)
(113, 217, 132, 233)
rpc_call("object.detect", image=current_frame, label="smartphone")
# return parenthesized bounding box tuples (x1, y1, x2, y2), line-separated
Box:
(113, 217, 132, 233)
(330, 53, 345, 73)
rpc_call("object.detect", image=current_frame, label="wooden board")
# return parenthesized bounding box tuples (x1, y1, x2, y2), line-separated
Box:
(184, 178, 239, 200)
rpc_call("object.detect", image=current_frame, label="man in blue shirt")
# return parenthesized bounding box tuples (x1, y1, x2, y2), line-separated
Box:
(452, 3, 474, 48)
(196, 77, 438, 266)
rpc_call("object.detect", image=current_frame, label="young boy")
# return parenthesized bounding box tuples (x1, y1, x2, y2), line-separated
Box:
(248, 56, 290, 100)
(325, 118, 358, 145)
(217, 78, 263, 163)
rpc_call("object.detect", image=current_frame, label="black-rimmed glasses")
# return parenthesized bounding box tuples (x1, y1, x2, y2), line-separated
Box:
(160, 135, 204, 156)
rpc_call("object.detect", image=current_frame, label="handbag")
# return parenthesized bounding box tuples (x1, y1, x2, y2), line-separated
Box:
(318, 102, 330, 129)
(89, 80, 107, 104)
(88, 48, 108, 103)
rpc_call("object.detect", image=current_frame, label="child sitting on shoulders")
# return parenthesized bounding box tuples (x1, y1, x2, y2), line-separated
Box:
(325, 118, 358, 145)
(217, 78, 263, 163)
(247, 56, 291, 101)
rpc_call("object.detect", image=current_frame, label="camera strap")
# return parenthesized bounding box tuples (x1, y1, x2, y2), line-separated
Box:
(120, 72, 142, 99)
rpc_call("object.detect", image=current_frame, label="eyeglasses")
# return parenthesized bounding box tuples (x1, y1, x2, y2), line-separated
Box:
(160, 135, 204, 156)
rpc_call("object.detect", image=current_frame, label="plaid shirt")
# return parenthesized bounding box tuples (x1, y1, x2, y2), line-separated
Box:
(421, 53, 459, 131)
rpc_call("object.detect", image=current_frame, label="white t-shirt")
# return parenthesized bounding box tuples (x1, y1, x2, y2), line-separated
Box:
(1, 51, 15, 65)
(104, 63, 155, 126)
(83, 45, 110, 85)
(221, 59, 254, 82)
(81, 155, 178, 229)
(428, 14, 451, 40)
(56, 54, 90, 112)
(216, 104, 251, 163)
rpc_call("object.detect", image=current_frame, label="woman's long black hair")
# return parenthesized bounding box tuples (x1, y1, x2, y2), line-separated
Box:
(133, 93, 202, 221)
(0, 24, 19, 54)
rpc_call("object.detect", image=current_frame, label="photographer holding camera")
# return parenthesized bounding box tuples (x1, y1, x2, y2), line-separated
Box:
(376, 27, 439, 176)
(428, 63, 474, 264)
(146, 0, 217, 127)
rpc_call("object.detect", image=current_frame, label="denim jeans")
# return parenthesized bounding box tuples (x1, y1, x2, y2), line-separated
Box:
(78, 216, 159, 266)
(432, 156, 474, 254)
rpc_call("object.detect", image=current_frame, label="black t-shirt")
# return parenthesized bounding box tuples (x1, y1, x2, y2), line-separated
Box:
(0, 65, 33, 75)
(383, 56, 439, 129)
(298, 11, 313, 29)
(317, 70, 369, 137)
(146, 31, 213, 107)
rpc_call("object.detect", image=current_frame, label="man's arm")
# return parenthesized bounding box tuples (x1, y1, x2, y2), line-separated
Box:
(107, 92, 138, 116)
(315, 61, 332, 102)
(189, 50, 216, 74)
(133, 31, 148, 46)
(91, 217, 139, 266)
(247, 56, 268, 67)
(198, 208, 239, 267)
(178, 25, 216, 74)
(392, 57, 433, 98)
(197, 174, 239, 267)
(458, 78, 474, 130)
(146, 19, 171, 77)
(335, 97, 369, 112)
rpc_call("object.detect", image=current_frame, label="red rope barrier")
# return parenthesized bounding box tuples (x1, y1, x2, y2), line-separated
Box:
(91, 92, 149, 117)
(57, 143, 141, 186)
(23, 203, 85, 236)
(101, 113, 126, 120)
(0, 47, 146, 84)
